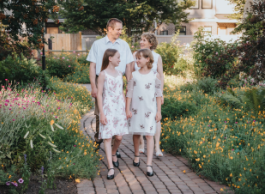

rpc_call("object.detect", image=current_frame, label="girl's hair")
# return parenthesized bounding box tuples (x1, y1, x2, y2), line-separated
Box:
(135, 49, 154, 69)
(141, 33, 158, 50)
(101, 49, 118, 71)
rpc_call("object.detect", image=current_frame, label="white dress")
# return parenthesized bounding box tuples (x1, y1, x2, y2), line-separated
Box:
(126, 70, 162, 136)
(99, 70, 129, 139)
(135, 51, 160, 73)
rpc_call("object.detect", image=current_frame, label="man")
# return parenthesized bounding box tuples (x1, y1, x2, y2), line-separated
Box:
(87, 18, 134, 158)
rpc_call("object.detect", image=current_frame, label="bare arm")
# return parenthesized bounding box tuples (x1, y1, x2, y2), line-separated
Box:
(157, 56, 164, 104)
(89, 62, 97, 98)
(126, 97, 132, 119)
(97, 72, 107, 125)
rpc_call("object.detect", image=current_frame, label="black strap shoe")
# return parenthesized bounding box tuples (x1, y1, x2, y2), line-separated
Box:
(107, 168, 115, 180)
(116, 150, 121, 158)
(112, 154, 119, 168)
(133, 155, 140, 167)
(146, 165, 154, 177)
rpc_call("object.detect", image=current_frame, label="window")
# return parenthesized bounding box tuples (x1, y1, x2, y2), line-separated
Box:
(203, 26, 212, 35)
(178, 26, 186, 35)
(160, 30, 168, 35)
(190, 0, 199, 9)
(202, 0, 212, 9)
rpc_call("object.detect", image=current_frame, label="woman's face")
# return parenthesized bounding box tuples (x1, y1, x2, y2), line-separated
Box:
(140, 36, 152, 49)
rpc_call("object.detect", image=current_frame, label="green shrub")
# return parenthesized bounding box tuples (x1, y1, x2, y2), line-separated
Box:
(77, 54, 90, 66)
(0, 54, 42, 86)
(156, 33, 181, 75)
(161, 84, 265, 194)
(48, 77, 93, 114)
(46, 55, 78, 78)
(0, 85, 99, 192)
(193, 27, 238, 78)
(162, 97, 197, 120)
(196, 77, 218, 94)
(64, 64, 90, 83)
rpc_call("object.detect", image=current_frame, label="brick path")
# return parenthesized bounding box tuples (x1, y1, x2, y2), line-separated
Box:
(77, 84, 232, 194)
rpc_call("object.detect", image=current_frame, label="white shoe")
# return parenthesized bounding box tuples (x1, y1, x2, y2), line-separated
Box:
(139, 148, 145, 154)
(156, 150, 163, 157)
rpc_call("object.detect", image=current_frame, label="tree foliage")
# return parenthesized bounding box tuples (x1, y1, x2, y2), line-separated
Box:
(227, 0, 246, 21)
(0, 0, 58, 48)
(58, 0, 194, 35)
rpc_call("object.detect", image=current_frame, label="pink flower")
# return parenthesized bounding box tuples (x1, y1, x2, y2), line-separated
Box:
(6, 181, 11, 186)
(74, 145, 76, 147)
(68, 65, 71, 67)
(132, 46, 134, 48)
(232, 149, 234, 151)
(11, 182, 18, 187)
(73, 51, 76, 53)
(62, 57, 65, 59)
(12, 119, 15, 121)
(5, 79, 8, 81)
(18, 178, 24, 184)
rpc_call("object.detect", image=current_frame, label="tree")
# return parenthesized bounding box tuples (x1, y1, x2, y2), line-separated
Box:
(58, 0, 194, 35)
(227, 0, 246, 21)
(0, 0, 58, 48)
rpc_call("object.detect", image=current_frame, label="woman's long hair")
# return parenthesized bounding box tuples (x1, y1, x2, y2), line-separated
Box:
(101, 49, 118, 71)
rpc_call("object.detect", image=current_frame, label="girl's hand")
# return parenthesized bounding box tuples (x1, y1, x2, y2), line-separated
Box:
(100, 113, 108, 125)
(155, 111, 162, 123)
(126, 110, 132, 119)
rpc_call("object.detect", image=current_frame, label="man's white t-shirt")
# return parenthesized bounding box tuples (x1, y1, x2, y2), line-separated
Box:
(86, 36, 134, 75)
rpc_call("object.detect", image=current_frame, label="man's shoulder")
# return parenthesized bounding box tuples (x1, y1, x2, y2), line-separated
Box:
(92, 37, 106, 46)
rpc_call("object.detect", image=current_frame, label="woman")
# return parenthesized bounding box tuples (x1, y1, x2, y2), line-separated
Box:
(131, 33, 164, 157)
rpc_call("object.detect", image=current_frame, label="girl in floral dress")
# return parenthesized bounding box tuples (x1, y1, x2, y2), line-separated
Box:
(97, 49, 128, 180)
(126, 49, 162, 176)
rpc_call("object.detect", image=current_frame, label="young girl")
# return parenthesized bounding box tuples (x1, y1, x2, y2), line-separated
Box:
(97, 49, 128, 180)
(126, 49, 162, 176)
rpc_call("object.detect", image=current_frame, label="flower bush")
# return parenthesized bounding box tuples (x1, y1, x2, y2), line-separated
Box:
(0, 82, 98, 193)
(161, 78, 265, 194)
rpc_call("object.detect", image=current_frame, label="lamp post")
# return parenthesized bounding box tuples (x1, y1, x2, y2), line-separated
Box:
(42, 0, 46, 71)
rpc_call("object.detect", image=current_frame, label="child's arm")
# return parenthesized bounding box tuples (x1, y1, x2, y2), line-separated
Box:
(126, 76, 134, 119)
(157, 56, 164, 104)
(155, 73, 162, 123)
(97, 72, 108, 125)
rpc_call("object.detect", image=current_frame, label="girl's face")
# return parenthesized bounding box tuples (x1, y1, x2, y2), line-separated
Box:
(136, 53, 149, 68)
(109, 52, 120, 67)
(140, 36, 152, 49)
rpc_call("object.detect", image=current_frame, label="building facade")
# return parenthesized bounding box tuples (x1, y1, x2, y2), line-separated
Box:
(157, 0, 237, 36)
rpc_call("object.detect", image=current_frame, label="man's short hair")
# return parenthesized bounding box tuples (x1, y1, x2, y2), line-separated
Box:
(106, 18, 123, 31)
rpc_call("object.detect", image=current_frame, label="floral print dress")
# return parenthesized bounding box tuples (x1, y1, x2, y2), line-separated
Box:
(99, 70, 129, 139)
(126, 70, 162, 136)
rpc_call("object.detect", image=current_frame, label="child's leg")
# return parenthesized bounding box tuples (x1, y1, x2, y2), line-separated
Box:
(139, 135, 145, 151)
(133, 135, 140, 162)
(112, 135, 122, 160)
(154, 122, 162, 154)
(146, 135, 154, 171)
(104, 138, 114, 175)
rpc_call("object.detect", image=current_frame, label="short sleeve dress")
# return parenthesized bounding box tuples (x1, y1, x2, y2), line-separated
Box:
(99, 70, 129, 139)
(126, 70, 162, 136)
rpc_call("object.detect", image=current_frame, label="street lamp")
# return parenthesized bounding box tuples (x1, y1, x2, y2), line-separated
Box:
(42, 0, 46, 72)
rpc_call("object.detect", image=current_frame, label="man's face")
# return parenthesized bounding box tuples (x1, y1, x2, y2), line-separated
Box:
(108, 22, 122, 39)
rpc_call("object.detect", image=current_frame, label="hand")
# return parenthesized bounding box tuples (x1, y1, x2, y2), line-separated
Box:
(161, 96, 164, 105)
(155, 111, 162, 123)
(91, 86, 98, 98)
(100, 113, 108, 125)
(126, 110, 132, 119)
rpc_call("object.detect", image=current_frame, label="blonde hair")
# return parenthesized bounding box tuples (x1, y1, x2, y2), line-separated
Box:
(141, 33, 158, 50)
(135, 49, 154, 69)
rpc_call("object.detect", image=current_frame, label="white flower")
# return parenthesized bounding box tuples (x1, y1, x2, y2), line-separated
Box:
(24, 131, 29, 139)
(52, 148, 61, 153)
(48, 142, 57, 148)
(30, 140, 33, 149)
(50, 125, 54, 132)
(39, 133, 46, 139)
(55, 123, 64, 130)
(48, 136, 53, 142)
